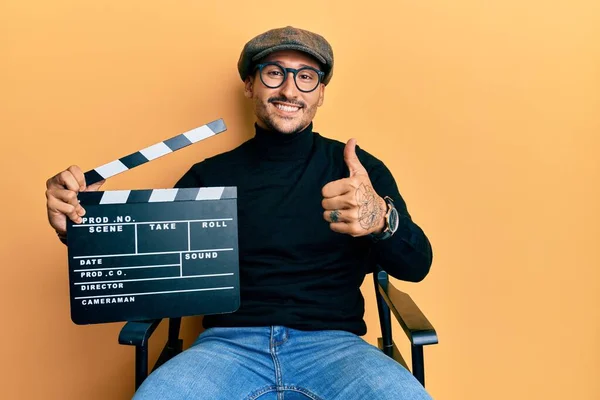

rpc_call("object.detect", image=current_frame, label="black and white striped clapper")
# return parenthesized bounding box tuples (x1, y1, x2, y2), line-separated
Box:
(66, 187, 240, 324)
(84, 119, 226, 186)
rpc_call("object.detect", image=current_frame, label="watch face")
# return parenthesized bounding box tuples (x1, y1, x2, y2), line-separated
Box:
(389, 207, 399, 233)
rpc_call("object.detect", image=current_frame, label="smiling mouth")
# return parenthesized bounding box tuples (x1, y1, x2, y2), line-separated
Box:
(273, 102, 302, 113)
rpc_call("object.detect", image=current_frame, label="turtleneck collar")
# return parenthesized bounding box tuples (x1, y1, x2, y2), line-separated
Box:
(252, 122, 315, 161)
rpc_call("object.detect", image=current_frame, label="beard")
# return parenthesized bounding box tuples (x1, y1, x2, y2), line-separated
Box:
(255, 95, 316, 134)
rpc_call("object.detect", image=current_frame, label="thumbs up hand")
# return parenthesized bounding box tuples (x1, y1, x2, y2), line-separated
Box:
(321, 138, 386, 237)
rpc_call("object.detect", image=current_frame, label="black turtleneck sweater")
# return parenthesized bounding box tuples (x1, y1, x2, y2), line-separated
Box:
(174, 123, 432, 335)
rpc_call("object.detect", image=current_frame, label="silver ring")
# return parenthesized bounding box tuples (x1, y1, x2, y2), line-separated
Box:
(330, 210, 340, 223)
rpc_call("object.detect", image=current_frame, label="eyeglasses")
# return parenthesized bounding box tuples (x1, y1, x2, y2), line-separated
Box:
(254, 62, 325, 93)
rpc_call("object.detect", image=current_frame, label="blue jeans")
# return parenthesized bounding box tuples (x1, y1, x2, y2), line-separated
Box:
(133, 326, 432, 399)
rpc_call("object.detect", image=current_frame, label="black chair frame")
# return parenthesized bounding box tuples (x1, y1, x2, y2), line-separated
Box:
(118, 267, 438, 391)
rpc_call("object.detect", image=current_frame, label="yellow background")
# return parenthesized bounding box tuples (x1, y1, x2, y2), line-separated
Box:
(1, 1, 599, 399)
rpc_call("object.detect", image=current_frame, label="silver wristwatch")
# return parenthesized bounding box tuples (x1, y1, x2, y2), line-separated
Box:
(370, 196, 399, 242)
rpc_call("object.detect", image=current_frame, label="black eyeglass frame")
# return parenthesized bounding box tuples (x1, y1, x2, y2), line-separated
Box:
(253, 62, 325, 93)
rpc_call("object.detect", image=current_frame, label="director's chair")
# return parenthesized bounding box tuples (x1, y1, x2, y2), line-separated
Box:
(118, 266, 438, 391)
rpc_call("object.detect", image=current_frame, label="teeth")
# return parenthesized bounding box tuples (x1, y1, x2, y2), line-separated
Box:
(276, 104, 300, 112)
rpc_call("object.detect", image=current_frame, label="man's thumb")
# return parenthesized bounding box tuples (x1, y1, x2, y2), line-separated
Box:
(85, 179, 106, 192)
(344, 138, 366, 176)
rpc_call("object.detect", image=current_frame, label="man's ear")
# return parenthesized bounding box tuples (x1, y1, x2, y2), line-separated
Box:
(317, 84, 325, 107)
(244, 76, 254, 99)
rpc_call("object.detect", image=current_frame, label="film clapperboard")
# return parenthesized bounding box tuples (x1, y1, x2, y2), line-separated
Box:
(66, 119, 240, 325)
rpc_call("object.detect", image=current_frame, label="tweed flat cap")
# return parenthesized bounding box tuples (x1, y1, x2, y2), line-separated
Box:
(238, 26, 334, 85)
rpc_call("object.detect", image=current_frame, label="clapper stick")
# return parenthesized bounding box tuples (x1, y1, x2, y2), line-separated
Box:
(84, 119, 226, 186)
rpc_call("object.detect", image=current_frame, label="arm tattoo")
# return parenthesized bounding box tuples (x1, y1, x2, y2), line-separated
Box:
(356, 183, 383, 230)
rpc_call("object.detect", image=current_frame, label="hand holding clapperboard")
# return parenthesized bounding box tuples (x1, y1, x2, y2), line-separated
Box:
(61, 119, 240, 325)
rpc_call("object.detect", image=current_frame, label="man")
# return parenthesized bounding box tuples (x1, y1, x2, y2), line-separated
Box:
(46, 26, 434, 399)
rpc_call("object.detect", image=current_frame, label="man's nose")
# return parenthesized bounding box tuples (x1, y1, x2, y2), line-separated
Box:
(279, 71, 298, 98)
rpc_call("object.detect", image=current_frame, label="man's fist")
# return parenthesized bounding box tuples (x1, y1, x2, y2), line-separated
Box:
(321, 139, 386, 237)
(45, 165, 105, 236)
